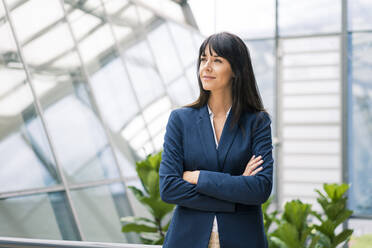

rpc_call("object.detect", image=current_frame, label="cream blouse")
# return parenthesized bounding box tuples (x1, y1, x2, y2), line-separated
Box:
(207, 104, 232, 233)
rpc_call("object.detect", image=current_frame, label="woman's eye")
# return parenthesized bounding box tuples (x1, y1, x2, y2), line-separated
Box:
(215, 59, 222, 63)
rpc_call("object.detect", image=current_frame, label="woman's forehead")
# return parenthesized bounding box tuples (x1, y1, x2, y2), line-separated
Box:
(202, 44, 218, 56)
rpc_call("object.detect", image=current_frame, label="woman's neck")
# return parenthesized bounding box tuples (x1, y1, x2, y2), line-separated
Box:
(208, 90, 232, 117)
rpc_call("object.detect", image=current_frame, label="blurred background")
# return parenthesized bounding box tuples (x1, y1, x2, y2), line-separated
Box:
(0, 0, 371, 245)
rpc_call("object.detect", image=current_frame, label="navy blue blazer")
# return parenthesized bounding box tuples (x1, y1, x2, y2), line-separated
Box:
(159, 104, 274, 248)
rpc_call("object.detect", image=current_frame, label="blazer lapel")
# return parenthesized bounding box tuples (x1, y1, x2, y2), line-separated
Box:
(217, 107, 239, 171)
(197, 105, 219, 171)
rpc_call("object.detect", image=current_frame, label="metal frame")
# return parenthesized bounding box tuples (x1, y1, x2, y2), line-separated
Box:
(0, 237, 161, 248)
(341, 0, 350, 237)
(274, 0, 281, 208)
(1, 0, 84, 240)
(0, 0, 223, 244)
(56, 0, 137, 241)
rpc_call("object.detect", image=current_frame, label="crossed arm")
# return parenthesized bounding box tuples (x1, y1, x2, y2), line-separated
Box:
(159, 110, 274, 212)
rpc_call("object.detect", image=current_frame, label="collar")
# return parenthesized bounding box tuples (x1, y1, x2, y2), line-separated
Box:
(207, 104, 232, 118)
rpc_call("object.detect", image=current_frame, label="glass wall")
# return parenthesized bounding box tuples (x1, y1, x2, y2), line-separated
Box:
(2, 0, 372, 243)
(348, 4, 372, 216)
(0, 0, 197, 243)
(189, 0, 371, 223)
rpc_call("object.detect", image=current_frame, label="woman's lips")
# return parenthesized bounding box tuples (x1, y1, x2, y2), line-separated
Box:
(202, 76, 216, 80)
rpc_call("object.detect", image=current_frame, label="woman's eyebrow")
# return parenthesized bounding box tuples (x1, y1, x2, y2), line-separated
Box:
(200, 54, 220, 57)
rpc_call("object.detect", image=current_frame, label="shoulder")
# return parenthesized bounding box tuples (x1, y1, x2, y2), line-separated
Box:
(167, 106, 199, 125)
(240, 110, 271, 122)
(255, 111, 272, 123)
(172, 106, 198, 115)
(170, 106, 199, 120)
(239, 110, 272, 129)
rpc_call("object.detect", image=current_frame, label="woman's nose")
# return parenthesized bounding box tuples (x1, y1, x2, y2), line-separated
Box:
(203, 60, 212, 70)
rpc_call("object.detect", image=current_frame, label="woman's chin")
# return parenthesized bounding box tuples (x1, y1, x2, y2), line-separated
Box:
(202, 83, 214, 91)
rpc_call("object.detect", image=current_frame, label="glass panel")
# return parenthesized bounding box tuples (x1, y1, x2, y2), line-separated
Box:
(5, 0, 64, 43)
(168, 22, 199, 67)
(0, 2, 59, 193)
(135, 0, 185, 24)
(70, 183, 135, 243)
(185, 65, 199, 98)
(0, 192, 79, 240)
(279, 0, 341, 36)
(153, 129, 166, 151)
(103, 0, 130, 15)
(246, 40, 275, 116)
(148, 23, 183, 84)
(187, 0, 217, 36)
(114, 147, 138, 180)
(6, 3, 121, 184)
(142, 96, 171, 123)
(168, 76, 194, 106)
(41, 93, 120, 183)
(215, 0, 275, 38)
(147, 109, 170, 137)
(121, 114, 145, 141)
(349, 0, 372, 31)
(123, 41, 165, 107)
(133, 3, 155, 25)
(90, 57, 139, 132)
(349, 32, 372, 215)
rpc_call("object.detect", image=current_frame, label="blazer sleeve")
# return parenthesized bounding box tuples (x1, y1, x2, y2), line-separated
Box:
(195, 111, 274, 205)
(159, 110, 235, 212)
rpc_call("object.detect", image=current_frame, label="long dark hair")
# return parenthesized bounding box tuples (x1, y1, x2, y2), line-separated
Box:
(185, 32, 266, 129)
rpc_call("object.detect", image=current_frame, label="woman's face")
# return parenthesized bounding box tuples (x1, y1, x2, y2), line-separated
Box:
(199, 44, 234, 93)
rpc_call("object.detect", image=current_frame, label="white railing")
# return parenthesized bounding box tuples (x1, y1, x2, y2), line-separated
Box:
(0, 237, 162, 248)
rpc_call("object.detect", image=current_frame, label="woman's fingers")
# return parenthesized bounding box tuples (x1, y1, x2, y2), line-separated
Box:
(243, 155, 264, 176)
(247, 155, 262, 167)
(250, 166, 263, 176)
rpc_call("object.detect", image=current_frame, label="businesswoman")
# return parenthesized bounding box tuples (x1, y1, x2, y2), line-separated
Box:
(159, 32, 274, 248)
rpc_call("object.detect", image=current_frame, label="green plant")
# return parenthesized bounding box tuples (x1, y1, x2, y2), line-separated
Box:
(270, 200, 319, 248)
(121, 151, 175, 245)
(312, 183, 354, 248)
(264, 183, 354, 248)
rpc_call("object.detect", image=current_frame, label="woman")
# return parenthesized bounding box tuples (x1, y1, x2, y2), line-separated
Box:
(159, 32, 273, 248)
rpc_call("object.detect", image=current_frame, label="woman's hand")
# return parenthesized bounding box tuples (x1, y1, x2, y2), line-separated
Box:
(183, 170, 200, 184)
(243, 155, 263, 176)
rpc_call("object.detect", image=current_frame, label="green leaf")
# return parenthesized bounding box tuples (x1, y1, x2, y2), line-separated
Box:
(124, 151, 175, 245)
(262, 196, 273, 212)
(162, 219, 171, 232)
(122, 223, 158, 233)
(333, 209, 353, 227)
(148, 151, 162, 171)
(310, 210, 323, 222)
(152, 237, 164, 245)
(147, 170, 160, 198)
(308, 234, 320, 248)
(269, 236, 289, 248)
(314, 232, 332, 248)
(315, 220, 335, 239)
(283, 200, 311, 236)
(140, 197, 175, 220)
(323, 183, 349, 201)
(272, 222, 302, 248)
(120, 216, 155, 225)
(140, 232, 162, 242)
(128, 186, 145, 200)
(334, 229, 353, 246)
(323, 200, 347, 220)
